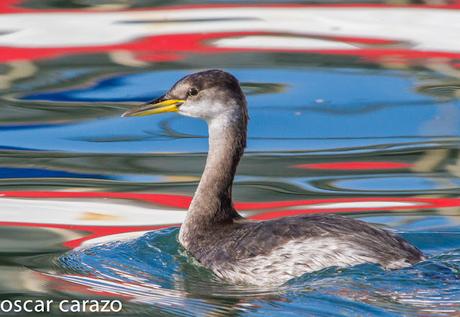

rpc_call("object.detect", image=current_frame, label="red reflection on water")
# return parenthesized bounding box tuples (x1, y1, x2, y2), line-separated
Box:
(1, 1, 460, 66)
(293, 161, 413, 170)
(0, 221, 167, 248)
(2, 191, 460, 248)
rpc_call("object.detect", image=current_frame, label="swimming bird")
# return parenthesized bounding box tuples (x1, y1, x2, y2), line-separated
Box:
(122, 69, 424, 286)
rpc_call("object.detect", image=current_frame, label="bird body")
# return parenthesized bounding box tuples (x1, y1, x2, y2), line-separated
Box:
(180, 215, 422, 285)
(123, 69, 424, 286)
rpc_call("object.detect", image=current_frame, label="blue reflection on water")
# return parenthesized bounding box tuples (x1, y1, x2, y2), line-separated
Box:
(2, 68, 458, 154)
(0, 167, 109, 180)
(335, 176, 460, 192)
(23, 69, 427, 106)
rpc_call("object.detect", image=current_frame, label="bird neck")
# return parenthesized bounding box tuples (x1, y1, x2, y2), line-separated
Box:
(180, 111, 247, 245)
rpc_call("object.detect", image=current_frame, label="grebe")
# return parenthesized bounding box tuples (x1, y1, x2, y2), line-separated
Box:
(122, 70, 424, 286)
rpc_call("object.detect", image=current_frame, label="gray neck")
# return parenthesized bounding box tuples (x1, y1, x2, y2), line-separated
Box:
(179, 110, 247, 244)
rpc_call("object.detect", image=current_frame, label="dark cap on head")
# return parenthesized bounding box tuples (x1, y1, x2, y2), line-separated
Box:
(168, 69, 244, 102)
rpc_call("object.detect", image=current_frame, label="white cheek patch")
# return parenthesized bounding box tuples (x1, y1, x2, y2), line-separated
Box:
(178, 100, 226, 119)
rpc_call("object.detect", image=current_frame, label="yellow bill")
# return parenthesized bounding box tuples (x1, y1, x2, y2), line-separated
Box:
(122, 99, 185, 117)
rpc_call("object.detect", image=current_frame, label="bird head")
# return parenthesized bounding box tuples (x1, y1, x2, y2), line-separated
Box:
(122, 69, 247, 122)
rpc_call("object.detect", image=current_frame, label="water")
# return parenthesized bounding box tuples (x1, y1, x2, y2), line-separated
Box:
(54, 228, 460, 316)
(1, 0, 460, 316)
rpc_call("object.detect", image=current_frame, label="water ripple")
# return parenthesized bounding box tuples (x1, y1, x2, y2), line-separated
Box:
(54, 227, 460, 316)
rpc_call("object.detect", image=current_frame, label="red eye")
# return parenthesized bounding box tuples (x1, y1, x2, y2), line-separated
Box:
(188, 88, 198, 96)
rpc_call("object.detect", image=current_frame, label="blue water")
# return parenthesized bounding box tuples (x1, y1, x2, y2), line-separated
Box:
(4, 68, 458, 153)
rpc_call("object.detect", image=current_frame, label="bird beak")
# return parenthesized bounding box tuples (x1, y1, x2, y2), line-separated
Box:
(121, 97, 185, 117)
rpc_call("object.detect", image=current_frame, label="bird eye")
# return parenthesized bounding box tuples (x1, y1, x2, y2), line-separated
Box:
(188, 87, 198, 97)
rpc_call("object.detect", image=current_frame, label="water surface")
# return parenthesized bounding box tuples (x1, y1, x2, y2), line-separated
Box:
(1, 0, 460, 316)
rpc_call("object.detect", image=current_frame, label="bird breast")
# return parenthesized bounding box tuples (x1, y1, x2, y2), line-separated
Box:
(210, 237, 409, 286)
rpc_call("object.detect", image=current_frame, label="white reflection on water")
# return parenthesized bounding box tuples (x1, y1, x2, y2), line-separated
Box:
(1, 7, 460, 53)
